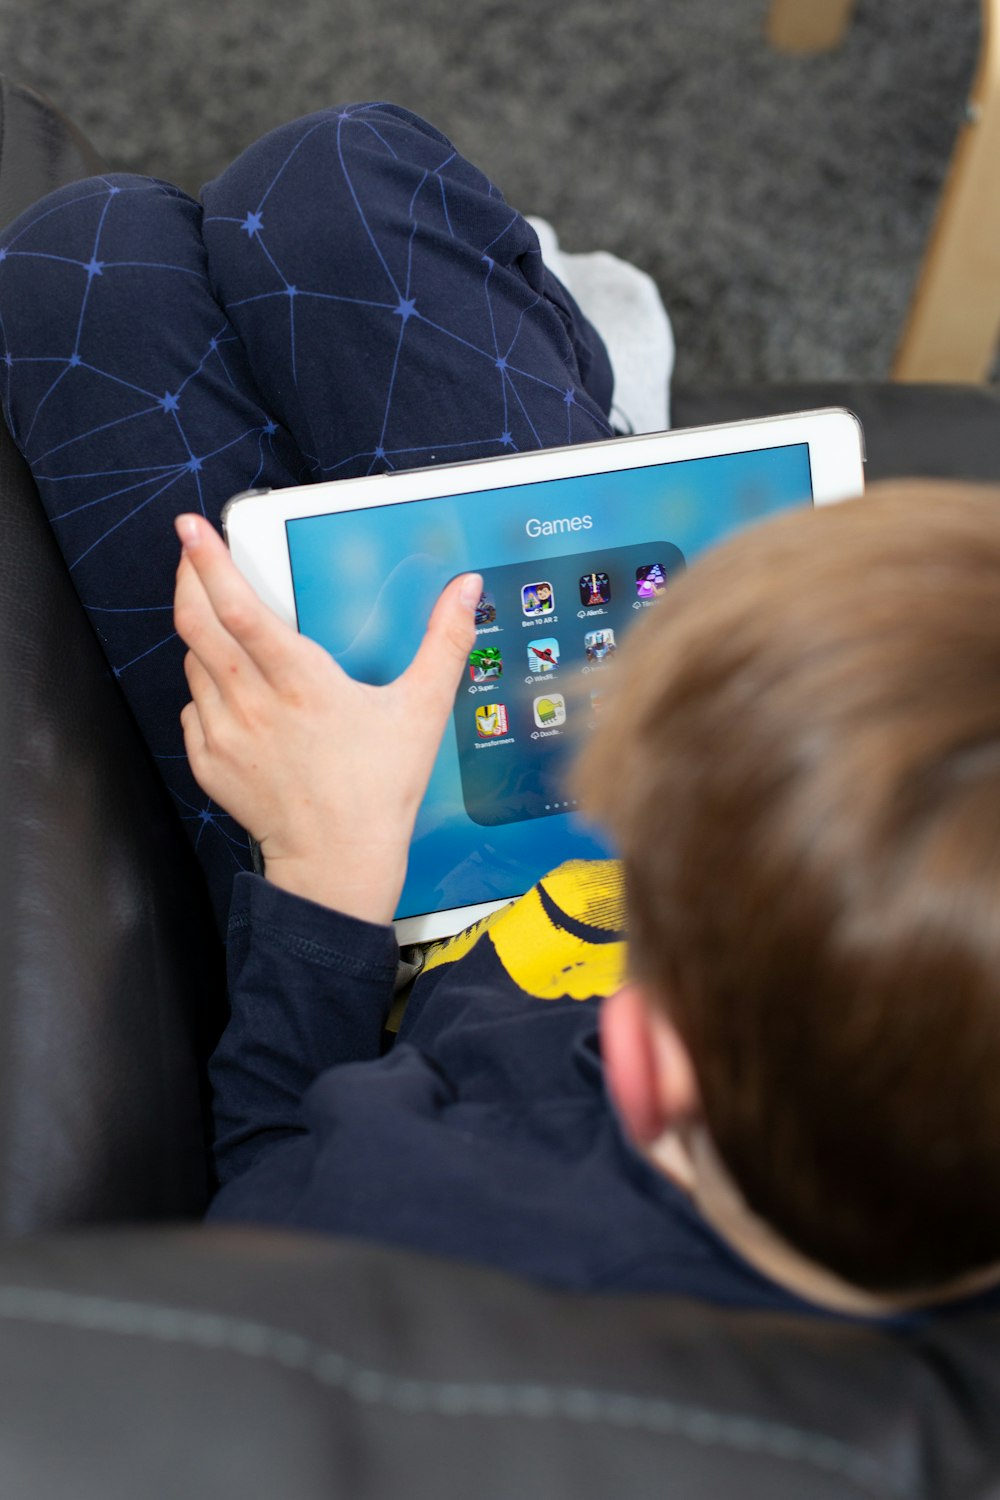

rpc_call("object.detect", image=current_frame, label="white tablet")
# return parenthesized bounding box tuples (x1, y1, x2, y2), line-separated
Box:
(223, 408, 865, 942)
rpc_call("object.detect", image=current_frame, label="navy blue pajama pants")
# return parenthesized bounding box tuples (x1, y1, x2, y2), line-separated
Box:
(0, 103, 613, 924)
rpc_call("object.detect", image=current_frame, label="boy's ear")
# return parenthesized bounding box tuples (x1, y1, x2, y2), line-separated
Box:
(601, 983, 700, 1146)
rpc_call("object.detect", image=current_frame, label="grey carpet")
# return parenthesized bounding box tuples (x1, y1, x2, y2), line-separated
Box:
(3, 0, 981, 386)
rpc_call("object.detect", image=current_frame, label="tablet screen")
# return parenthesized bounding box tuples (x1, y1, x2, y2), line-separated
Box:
(286, 442, 813, 923)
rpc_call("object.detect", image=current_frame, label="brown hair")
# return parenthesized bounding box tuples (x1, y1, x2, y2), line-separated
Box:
(576, 481, 1000, 1293)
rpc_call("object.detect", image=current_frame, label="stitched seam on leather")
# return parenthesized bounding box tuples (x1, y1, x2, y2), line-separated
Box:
(0, 1285, 912, 1496)
(229, 910, 397, 982)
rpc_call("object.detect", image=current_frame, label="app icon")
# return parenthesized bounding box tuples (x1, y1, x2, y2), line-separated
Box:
(584, 628, 617, 663)
(521, 580, 555, 617)
(579, 570, 611, 607)
(475, 703, 510, 738)
(527, 637, 560, 673)
(533, 694, 566, 728)
(589, 687, 604, 719)
(468, 645, 503, 682)
(636, 563, 668, 600)
(474, 588, 497, 626)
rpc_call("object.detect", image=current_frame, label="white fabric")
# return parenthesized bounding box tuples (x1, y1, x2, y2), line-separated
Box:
(528, 216, 675, 435)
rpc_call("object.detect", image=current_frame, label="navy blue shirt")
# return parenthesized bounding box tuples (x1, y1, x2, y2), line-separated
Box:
(208, 872, 999, 1320)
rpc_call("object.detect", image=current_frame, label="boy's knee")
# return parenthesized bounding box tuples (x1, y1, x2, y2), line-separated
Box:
(0, 174, 207, 398)
(0, 173, 204, 333)
(199, 103, 505, 296)
(1, 174, 198, 260)
(202, 102, 460, 214)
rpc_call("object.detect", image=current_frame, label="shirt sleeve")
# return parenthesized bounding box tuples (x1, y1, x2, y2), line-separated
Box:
(210, 872, 400, 1186)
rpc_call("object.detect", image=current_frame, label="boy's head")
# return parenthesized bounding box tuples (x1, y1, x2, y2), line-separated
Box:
(577, 482, 1000, 1297)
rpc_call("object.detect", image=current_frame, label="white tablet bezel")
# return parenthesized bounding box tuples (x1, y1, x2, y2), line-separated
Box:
(223, 408, 865, 942)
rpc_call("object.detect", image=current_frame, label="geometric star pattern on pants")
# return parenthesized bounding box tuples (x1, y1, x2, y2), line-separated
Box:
(0, 102, 613, 926)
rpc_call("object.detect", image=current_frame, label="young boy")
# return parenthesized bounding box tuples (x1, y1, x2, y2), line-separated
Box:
(174, 479, 1000, 1320)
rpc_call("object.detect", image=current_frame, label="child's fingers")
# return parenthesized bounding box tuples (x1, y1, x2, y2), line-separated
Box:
(179, 698, 207, 762)
(175, 514, 305, 684)
(399, 572, 481, 725)
(183, 646, 219, 709)
(175, 550, 259, 699)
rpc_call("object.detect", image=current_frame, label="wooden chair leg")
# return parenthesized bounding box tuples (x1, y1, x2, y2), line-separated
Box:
(766, 0, 856, 54)
(893, 0, 1000, 381)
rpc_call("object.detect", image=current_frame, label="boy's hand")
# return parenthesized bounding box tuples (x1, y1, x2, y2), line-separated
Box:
(173, 513, 481, 926)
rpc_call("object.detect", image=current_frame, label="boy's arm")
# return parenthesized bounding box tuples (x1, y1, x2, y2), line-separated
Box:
(171, 513, 480, 1184)
(210, 872, 399, 1184)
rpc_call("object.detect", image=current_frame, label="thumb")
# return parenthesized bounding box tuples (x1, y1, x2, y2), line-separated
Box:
(399, 572, 482, 718)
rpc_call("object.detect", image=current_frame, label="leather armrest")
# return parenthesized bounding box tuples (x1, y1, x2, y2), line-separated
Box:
(0, 1225, 993, 1500)
(0, 76, 223, 1230)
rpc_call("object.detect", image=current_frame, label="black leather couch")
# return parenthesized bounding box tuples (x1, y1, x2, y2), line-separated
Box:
(2, 75, 1000, 1500)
